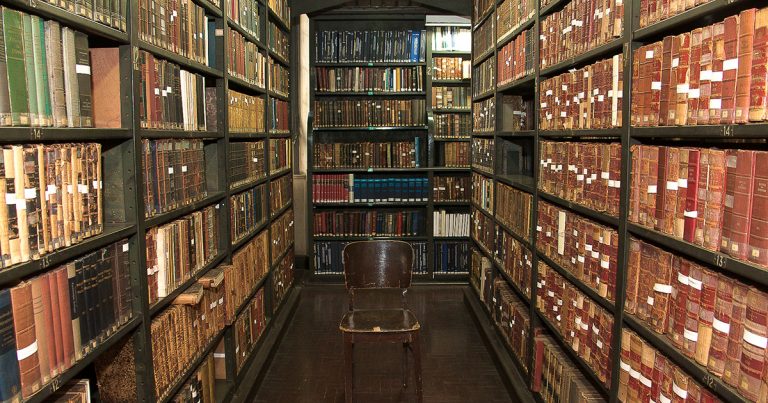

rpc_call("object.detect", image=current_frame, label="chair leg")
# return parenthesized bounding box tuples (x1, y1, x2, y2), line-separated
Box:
(344, 335, 354, 403)
(412, 332, 423, 403)
(402, 342, 409, 389)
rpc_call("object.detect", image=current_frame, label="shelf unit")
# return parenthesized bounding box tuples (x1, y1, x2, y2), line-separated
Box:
(469, 0, 768, 402)
(0, 0, 295, 402)
(307, 14, 473, 280)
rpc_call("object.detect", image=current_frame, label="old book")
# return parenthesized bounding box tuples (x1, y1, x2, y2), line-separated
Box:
(683, 149, 700, 243)
(708, 21, 725, 124)
(735, 9, 756, 123)
(749, 151, 768, 267)
(723, 150, 757, 260)
(20, 13, 38, 127)
(720, 15, 739, 123)
(687, 29, 702, 125)
(682, 263, 703, 358)
(0, 7, 10, 127)
(55, 267, 74, 369)
(61, 27, 78, 128)
(737, 287, 768, 401)
(30, 275, 52, 384)
(94, 337, 138, 402)
(0, 288, 21, 403)
(707, 274, 734, 377)
(10, 282, 41, 398)
(749, 8, 768, 121)
(2, 8, 29, 126)
(723, 281, 749, 387)
(694, 268, 718, 365)
(697, 25, 714, 125)
(73, 32, 92, 127)
(45, 270, 63, 375)
(31, 16, 51, 128)
(90, 48, 122, 128)
(659, 37, 673, 126)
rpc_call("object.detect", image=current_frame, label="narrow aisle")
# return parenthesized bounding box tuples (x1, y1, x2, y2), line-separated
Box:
(249, 285, 512, 403)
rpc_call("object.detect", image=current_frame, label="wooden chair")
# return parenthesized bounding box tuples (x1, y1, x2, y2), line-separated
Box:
(339, 240, 423, 403)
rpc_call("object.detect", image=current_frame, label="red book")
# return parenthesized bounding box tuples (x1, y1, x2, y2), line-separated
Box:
(683, 149, 701, 243)
(720, 15, 739, 124)
(723, 282, 749, 387)
(687, 29, 703, 125)
(697, 25, 714, 125)
(749, 8, 768, 122)
(55, 267, 75, 369)
(702, 150, 726, 251)
(659, 36, 674, 126)
(683, 263, 703, 358)
(738, 287, 768, 401)
(723, 150, 757, 260)
(735, 9, 756, 123)
(668, 258, 691, 350)
(675, 33, 691, 125)
(10, 282, 41, 398)
(694, 268, 718, 365)
(707, 274, 733, 377)
(749, 151, 768, 267)
(708, 21, 725, 124)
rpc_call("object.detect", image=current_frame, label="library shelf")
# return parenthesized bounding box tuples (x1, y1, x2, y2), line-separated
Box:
(228, 131, 269, 140)
(148, 253, 228, 318)
(0, 127, 132, 142)
(139, 129, 225, 139)
(231, 221, 268, 252)
(432, 79, 472, 85)
(230, 176, 270, 195)
(495, 262, 532, 305)
(633, 0, 761, 41)
(495, 176, 535, 195)
(233, 272, 272, 320)
(471, 166, 495, 177)
(497, 75, 536, 93)
(24, 317, 142, 403)
(192, 0, 222, 17)
(431, 50, 472, 56)
(312, 126, 429, 131)
(314, 91, 427, 97)
(270, 243, 295, 270)
(313, 202, 430, 208)
(268, 90, 290, 101)
(472, 88, 495, 102)
(495, 15, 536, 49)
(539, 0, 573, 18)
(472, 131, 496, 137)
(430, 272, 471, 282)
(144, 192, 226, 229)
(496, 130, 536, 138)
(538, 38, 624, 78)
(226, 18, 265, 49)
(473, 7, 494, 31)
(268, 49, 290, 66)
(538, 191, 620, 228)
(313, 61, 426, 67)
(631, 123, 768, 139)
(267, 132, 292, 138)
(432, 166, 474, 172)
(227, 75, 268, 95)
(270, 168, 292, 180)
(313, 236, 430, 241)
(536, 252, 616, 313)
(432, 108, 471, 113)
(313, 168, 432, 173)
(0, 223, 136, 287)
(3, 0, 129, 43)
(267, 7, 290, 32)
(138, 41, 224, 78)
(433, 236, 471, 240)
(434, 137, 471, 142)
(433, 201, 471, 206)
(627, 223, 768, 288)
(472, 47, 495, 68)
(538, 128, 623, 138)
(496, 220, 532, 249)
(622, 314, 749, 403)
(158, 328, 228, 403)
(270, 202, 293, 219)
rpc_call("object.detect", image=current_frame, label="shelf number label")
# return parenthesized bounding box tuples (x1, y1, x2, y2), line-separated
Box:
(31, 127, 42, 140)
(40, 255, 51, 269)
(714, 254, 727, 268)
(50, 377, 61, 393)
(701, 374, 716, 389)
(722, 125, 734, 137)
(367, 91, 374, 96)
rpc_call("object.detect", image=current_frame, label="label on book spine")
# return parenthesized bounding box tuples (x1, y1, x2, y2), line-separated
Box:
(744, 330, 768, 349)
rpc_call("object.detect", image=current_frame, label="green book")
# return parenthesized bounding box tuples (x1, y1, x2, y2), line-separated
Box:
(0, 7, 11, 126)
(21, 12, 38, 126)
(2, 8, 29, 126)
(31, 15, 51, 127)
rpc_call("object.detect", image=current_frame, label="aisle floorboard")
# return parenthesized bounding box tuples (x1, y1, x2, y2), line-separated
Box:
(249, 285, 512, 403)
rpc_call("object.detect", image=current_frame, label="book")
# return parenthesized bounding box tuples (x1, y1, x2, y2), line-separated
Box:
(472, 97, 495, 133)
(431, 26, 470, 52)
(269, 59, 290, 97)
(137, 0, 212, 65)
(434, 113, 471, 139)
(432, 57, 470, 81)
(314, 241, 427, 275)
(270, 174, 291, 213)
(432, 86, 471, 110)
(735, 9, 756, 123)
(494, 227, 532, 297)
(533, 336, 603, 402)
(470, 137, 494, 173)
(268, 23, 289, 61)
(0, 288, 21, 403)
(272, 249, 294, 309)
(269, 138, 291, 174)
(491, 278, 531, 371)
(437, 142, 469, 168)
(48, 379, 90, 402)
(472, 54, 494, 98)
(229, 184, 266, 243)
(2, 8, 30, 126)
(749, 151, 768, 267)
(313, 140, 420, 169)
(90, 48, 122, 128)
(471, 207, 495, 254)
(269, 98, 289, 133)
(496, 0, 535, 44)
(141, 139, 207, 218)
(471, 172, 493, 213)
(313, 99, 425, 128)
(228, 29, 266, 88)
(495, 182, 531, 240)
(315, 29, 426, 63)
(433, 175, 469, 202)
(228, 89, 265, 133)
(228, 0, 260, 38)
(312, 175, 429, 204)
(433, 210, 469, 237)
(270, 208, 293, 264)
(313, 209, 420, 238)
(434, 241, 469, 273)
(315, 66, 424, 93)
(229, 141, 266, 189)
(232, 288, 265, 371)
(94, 337, 138, 402)
(473, 16, 493, 60)
(750, 8, 768, 122)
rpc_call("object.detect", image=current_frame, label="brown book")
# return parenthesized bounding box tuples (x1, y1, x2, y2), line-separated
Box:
(10, 282, 41, 398)
(659, 36, 673, 126)
(55, 267, 74, 368)
(720, 15, 739, 123)
(749, 8, 768, 122)
(30, 274, 52, 384)
(749, 151, 768, 267)
(738, 287, 768, 401)
(723, 150, 757, 260)
(707, 274, 733, 377)
(708, 21, 725, 124)
(697, 25, 713, 125)
(90, 48, 122, 128)
(694, 268, 717, 365)
(735, 9, 756, 123)
(47, 268, 64, 373)
(682, 263, 702, 358)
(723, 282, 749, 387)
(674, 33, 691, 126)
(687, 29, 703, 125)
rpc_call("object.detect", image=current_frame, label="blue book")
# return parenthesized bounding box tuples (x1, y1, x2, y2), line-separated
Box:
(414, 137, 421, 167)
(207, 19, 217, 68)
(0, 289, 21, 403)
(411, 30, 421, 62)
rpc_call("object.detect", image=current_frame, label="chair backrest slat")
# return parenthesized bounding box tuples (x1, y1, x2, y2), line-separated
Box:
(342, 240, 414, 290)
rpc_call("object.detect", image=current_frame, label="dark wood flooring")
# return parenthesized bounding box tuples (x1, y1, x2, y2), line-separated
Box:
(248, 285, 512, 403)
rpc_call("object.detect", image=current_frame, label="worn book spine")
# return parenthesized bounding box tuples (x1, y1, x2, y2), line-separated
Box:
(29, 275, 51, 384)
(10, 282, 41, 398)
(697, 25, 713, 125)
(21, 14, 38, 127)
(74, 32, 92, 128)
(749, 8, 768, 122)
(722, 282, 749, 386)
(694, 268, 717, 365)
(683, 149, 700, 243)
(707, 274, 734, 377)
(748, 151, 768, 267)
(90, 48, 122, 128)
(720, 15, 739, 123)
(686, 29, 702, 125)
(61, 28, 79, 128)
(737, 287, 768, 401)
(725, 150, 757, 260)
(2, 9, 29, 126)
(31, 16, 51, 128)
(708, 21, 725, 124)
(0, 7, 11, 127)
(735, 8, 756, 124)
(0, 288, 21, 403)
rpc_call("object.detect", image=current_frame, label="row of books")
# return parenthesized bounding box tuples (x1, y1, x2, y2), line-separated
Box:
(228, 89, 265, 133)
(313, 241, 428, 275)
(432, 57, 470, 81)
(173, 349, 222, 403)
(312, 175, 429, 203)
(539, 141, 622, 217)
(532, 336, 602, 402)
(494, 227, 532, 298)
(471, 207, 495, 253)
(472, 172, 493, 212)
(227, 0, 260, 39)
(0, 240, 131, 401)
(473, 15, 493, 59)
(434, 113, 471, 138)
(142, 139, 207, 218)
(496, 182, 532, 240)
(269, 98, 289, 133)
(137, 0, 214, 66)
(268, 0, 291, 27)
(138, 50, 211, 131)
(222, 230, 269, 323)
(630, 146, 768, 268)
(233, 287, 266, 372)
(539, 0, 623, 70)
(145, 204, 219, 305)
(313, 210, 423, 237)
(433, 211, 469, 237)
(539, 55, 624, 131)
(229, 141, 266, 190)
(314, 30, 426, 63)
(313, 140, 421, 169)
(270, 208, 293, 264)
(497, 28, 534, 87)
(270, 60, 290, 97)
(434, 175, 469, 202)
(313, 99, 426, 128)
(619, 328, 718, 402)
(496, 0, 535, 42)
(437, 142, 469, 168)
(270, 173, 292, 212)
(500, 95, 534, 131)
(0, 143, 103, 268)
(434, 241, 470, 273)
(43, 0, 126, 31)
(268, 23, 289, 61)
(473, 0, 493, 24)
(228, 29, 266, 88)
(632, 8, 768, 127)
(537, 200, 619, 302)
(315, 66, 424, 93)
(432, 86, 470, 110)
(473, 97, 495, 132)
(639, 0, 715, 28)
(491, 278, 532, 372)
(471, 137, 494, 173)
(625, 236, 766, 401)
(430, 27, 471, 52)
(472, 55, 494, 97)
(270, 138, 291, 174)
(230, 185, 266, 244)
(271, 250, 294, 310)
(536, 260, 614, 388)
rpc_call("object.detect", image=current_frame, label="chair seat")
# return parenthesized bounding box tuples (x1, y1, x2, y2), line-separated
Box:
(339, 309, 420, 333)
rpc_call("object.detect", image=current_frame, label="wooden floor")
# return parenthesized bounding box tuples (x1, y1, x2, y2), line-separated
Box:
(247, 285, 512, 403)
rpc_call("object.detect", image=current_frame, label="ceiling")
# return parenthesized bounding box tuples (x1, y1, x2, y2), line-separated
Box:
(290, 0, 471, 17)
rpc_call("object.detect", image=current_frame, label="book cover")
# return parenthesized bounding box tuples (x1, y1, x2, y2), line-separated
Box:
(0, 288, 21, 403)
(10, 282, 41, 398)
(0, 7, 11, 126)
(2, 8, 29, 126)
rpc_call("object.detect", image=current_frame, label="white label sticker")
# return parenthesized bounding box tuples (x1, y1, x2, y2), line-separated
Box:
(653, 283, 673, 294)
(24, 188, 36, 199)
(744, 329, 768, 349)
(724, 58, 738, 71)
(713, 318, 731, 334)
(16, 340, 38, 360)
(684, 328, 699, 342)
(76, 64, 91, 75)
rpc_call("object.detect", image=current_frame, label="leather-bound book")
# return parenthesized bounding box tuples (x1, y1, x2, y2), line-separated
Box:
(687, 29, 702, 125)
(61, 27, 79, 128)
(724, 150, 757, 260)
(683, 149, 700, 243)
(651, 248, 674, 334)
(674, 148, 690, 239)
(659, 36, 673, 126)
(30, 275, 52, 384)
(735, 9, 756, 123)
(90, 48, 122, 128)
(0, 288, 21, 403)
(707, 274, 734, 377)
(662, 147, 680, 235)
(65, 262, 82, 361)
(43, 22, 66, 127)
(10, 146, 29, 263)
(2, 8, 29, 126)
(625, 238, 641, 315)
(723, 282, 749, 387)
(94, 337, 138, 402)
(667, 34, 681, 124)
(749, 8, 768, 122)
(708, 21, 725, 124)
(697, 25, 713, 125)
(640, 337, 655, 400)
(642, 145, 659, 228)
(20, 13, 38, 127)
(674, 33, 691, 126)
(655, 146, 668, 232)
(703, 149, 726, 251)
(21, 146, 42, 260)
(636, 242, 654, 322)
(668, 258, 690, 349)
(55, 267, 74, 368)
(720, 15, 739, 123)
(694, 268, 718, 365)
(10, 282, 41, 398)
(0, 6, 11, 127)
(650, 42, 664, 126)
(682, 263, 703, 358)
(748, 150, 768, 267)
(738, 287, 768, 401)
(30, 16, 50, 127)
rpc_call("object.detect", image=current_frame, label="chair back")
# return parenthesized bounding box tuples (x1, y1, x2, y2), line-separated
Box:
(342, 240, 414, 290)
